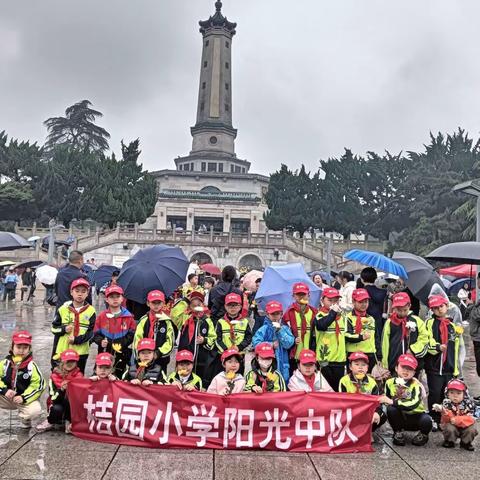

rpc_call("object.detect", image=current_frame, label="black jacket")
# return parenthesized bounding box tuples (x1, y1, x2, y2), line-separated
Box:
(364, 284, 387, 358)
(208, 280, 242, 322)
(54, 264, 92, 308)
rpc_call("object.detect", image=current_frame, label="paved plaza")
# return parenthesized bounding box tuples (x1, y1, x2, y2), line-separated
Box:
(0, 298, 479, 480)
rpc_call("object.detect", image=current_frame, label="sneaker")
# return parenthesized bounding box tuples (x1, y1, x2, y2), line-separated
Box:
(431, 421, 439, 432)
(65, 421, 72, 434)
(442, 440, 455, 448)
(460, 442, 475, 451)
(35, 419, 54, 432)
(19, 419, 31, 429)
(393, 431, 406, 446)
(412, 432, 429, 446)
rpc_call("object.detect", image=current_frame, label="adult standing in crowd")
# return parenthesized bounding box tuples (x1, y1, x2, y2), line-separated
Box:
(2, 268, 18, 302)
(208, 265, 242, 322)
(21, 267, 33, 302)
(338, 271, 356, 311)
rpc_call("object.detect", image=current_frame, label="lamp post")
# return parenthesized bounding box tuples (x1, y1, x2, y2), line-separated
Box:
(453, 179, 480, 301)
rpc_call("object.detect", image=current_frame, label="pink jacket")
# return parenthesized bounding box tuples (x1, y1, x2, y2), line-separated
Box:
(207, 372, 246, 395)
(287, 369, 333, 392)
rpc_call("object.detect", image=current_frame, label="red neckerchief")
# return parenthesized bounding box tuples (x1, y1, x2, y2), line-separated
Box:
(285, 303, 314, 339)
(354, 310, 366, 334)
(255, 369, 268, 393)
(68, 304, 90, 336)
(147, 309, 168, 338)
(304, 373, 316, 391)
(321, 306, 341, 341)
(390, 312, 408, 340)
(223, 314, 238, 342)
(437, 317, 451, 364)
(10, 354, 32, 387)
(181, 312, 196, 343)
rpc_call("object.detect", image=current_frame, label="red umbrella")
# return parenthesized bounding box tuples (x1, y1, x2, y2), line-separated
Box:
(201, 263, 221, 276)
(439, 264, 475, 278)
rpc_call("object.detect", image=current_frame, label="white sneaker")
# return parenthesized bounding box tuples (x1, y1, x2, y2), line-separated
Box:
(65, 421, 72, 434)
(19, 419, 32, 429)
(35, 419, 54, 432)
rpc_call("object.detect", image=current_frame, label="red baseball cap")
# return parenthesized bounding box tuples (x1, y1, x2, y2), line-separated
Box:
(105, 285, 124, 297)
(254, 342, 276, 359)
(60, 349, 80, 362)
(322, 287, 341, 299)
(293, 282, 310, 295)
(397, 353, 418, 370)
(392, 292, 411, 308)
(12, 330, 32, 345)
(299, 349, 317, 365)
(225, 293, 242, 305)
(265, 300, 283, 314)
(428, 295, 448, 308)
(221, 348, 242, 362)
(188, 291, 205, 303)
(447, 379, 466, 392)
(70, 278, 90, 290)
(176, 350, 194, 363)
(147, 290, 165, 302)
(137, 338, 156, 352)
(348, 351, 369, 363)
(96, 352, 113, 367)
(352, 288, 370, 301)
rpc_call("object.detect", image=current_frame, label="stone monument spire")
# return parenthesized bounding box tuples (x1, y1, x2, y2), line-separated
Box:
(191, 1, 238, 157)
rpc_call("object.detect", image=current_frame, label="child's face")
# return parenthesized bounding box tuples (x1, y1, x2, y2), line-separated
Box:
(139, 350, 154, 363)
(447, 389, 464, 404)
(204, 281, 214, 290)
(106, 293, 123, 308)
(12, 343, 30, 358)
(267, 311, 283, 322)
(96, 365, 113, 379)
(148, 300, 164, 313)
(299, 362, 316, 377)
(177, 361, 193, 376)
(190, 298, 204, 315)
(353, 299, 369, 311)
(225, 303, 241, 317)
(71, 286, 88, 304)
(294, 293, 309, 305)
(393, 305, 410, 318)
(224, 356, 240, 373)
(350, 360, 368, 377)
(322, 297, 339, 309)
(64, 360, 77, 372)
(396, 364, 415, 380)
(432, 304, 448, 317)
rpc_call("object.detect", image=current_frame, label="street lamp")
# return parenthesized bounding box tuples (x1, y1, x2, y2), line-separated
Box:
(453, 179, 480, 301)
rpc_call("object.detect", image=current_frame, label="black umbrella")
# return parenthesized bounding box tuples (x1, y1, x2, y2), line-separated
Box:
(426, 241, 480, 265)
(93, 265, 119, 289)
(392, 251, 445, 305)
(15, 260, 45, 269)
(0, 232, 31, 251)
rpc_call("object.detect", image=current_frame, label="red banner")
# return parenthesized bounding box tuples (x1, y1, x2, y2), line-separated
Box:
(68, 379, 378, 453)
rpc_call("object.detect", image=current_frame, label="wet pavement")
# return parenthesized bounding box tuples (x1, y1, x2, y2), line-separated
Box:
(1, 297, 480, 480)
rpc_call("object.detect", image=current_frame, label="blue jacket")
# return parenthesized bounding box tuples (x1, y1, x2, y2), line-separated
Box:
(253, 319, 295, 382)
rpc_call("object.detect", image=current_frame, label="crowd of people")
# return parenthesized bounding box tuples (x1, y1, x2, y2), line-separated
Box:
(0, 249, 479, 452)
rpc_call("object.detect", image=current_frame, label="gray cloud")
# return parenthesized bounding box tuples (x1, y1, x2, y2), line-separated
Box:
(1, 0, 479, 175)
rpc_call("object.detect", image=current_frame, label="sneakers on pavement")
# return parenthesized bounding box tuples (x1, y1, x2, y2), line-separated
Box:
(393, 431, 406, 446)
(412, 432, 429, 446)
(19, 419, 32, 429)
(442, 440, 455, 448)
(460, 442, 475, 451)
(65, 421, 72, 434)
(35, 419, 54, 432)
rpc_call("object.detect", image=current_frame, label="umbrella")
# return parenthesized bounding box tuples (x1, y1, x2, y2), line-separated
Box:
(200, 263, 221, 276)
(15, 260, 45, 269)
(255, 263, 322, 312)
(0, 232, 31, 251)
(447, 277, 475, 297)
(36, 265, 58, 285)
(118, 245, 189, 304)
(41, 236, 72, 247)
(438, 264, 475, 278)
(243, 270, 263, 291)
(27, 235, 41, 242)
(426, 241, 480, 265)
(93, 265, 118, 288)
(344, 249, 408, 278)
(0, 260, 16, 267)
(392, 251, 445, 305)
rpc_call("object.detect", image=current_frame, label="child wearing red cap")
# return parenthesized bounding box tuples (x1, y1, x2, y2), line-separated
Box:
(424, 294, 461, 428)
(164, 350, 203, 391)
(245, 342, 286, 393)
(90, 353, 117, 382)
(252, 300, 294, 382)
(0, 331, 45, 429)
(51, 277, 96, 373)
(283, 283, 318, 375)
(384, 353, 432, 446)
(287, 349, 333, 392)
(432, 379, 478, 450)
(36, 349, 83, 433)
(381, 292, 429, 375)
(215, 293, 252, 375)
(339, 352, 387, 431)
(314, 287, 346, 391)
(207, 349, 245, 395)
(134, 290, 175, 377)
(93, 285, 136, 378)
(123, 338, 163, 385)
(344, 288, 376, 372)
(177, 291, 216, 387)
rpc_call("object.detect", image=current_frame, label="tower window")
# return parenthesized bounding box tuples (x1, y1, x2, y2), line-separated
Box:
(219, 163, 224, 173)
(231, 165, 234, 173)
(209, 136, 218, 145)
(225, 62, 229, 69)
(202, 82, 206, 89)
(205, 40, 209, 47)
(225, 104, 230, 112)
(225, 41, 230, 48)
(204, 61, 208, 68)
(191, 162, 194, 171)
(201, 162, 206, 172)
(208, 163, 217, 172)
(225, 83, 229, 90)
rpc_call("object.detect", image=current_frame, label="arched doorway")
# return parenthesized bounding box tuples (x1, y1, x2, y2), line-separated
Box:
(238, 254, 263, 271)
(190, 252, 213, 265)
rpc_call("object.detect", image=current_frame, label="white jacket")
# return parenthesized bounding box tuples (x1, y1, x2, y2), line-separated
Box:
(339, 281, 356, 311)
(287, 369, 333, 392)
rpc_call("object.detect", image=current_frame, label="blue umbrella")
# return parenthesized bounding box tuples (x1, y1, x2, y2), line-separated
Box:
(255, 263, 322, 311)
(81, 263, 95, 285)
(344, 249, 408, 279)
(118, 245, 189, 304)
(93, 265, 118, 289)
(447, 277, 475, 297)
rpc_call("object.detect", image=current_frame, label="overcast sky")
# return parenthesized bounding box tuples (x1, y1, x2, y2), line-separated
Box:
(1, 0, 479, 176)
